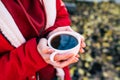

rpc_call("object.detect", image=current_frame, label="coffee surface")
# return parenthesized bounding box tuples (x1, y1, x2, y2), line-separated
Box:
(51, 34, 78, 50)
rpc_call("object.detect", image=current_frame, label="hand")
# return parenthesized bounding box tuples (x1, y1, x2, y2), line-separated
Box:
(47, 26, 74, 38)
(53, 53, 80, 68)
(37, 38, 79, 68)
(79, 35, 86, 53)
(37, 38, 53, 64)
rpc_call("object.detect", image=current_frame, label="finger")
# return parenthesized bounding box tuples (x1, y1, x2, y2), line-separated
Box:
(54, 56, 79, 68)
(78, 35, 86, 48)
(37, 38, 54, 54)
(54, 53, 75, 61)
(47, 27, 65, 37)
(54, 26, 72, 32)
(81, 42, 86, 48)
(75, 54, 80, 58)
(66, 26, 74, 32)
(79, 48, 85, 53)
(80, 35, 85, 41)
(47, 26, 73, 38)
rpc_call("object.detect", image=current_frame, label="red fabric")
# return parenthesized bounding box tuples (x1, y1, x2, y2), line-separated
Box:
(63, 67, 72, 80)
(0, 37, 47, 80)
(38, 65, 56, 80)
(0, 0, 71, 80)
(2, 0, 46, 40)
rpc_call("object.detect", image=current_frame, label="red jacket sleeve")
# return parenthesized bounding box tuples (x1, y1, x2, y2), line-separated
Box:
(0, 37, 47, 80)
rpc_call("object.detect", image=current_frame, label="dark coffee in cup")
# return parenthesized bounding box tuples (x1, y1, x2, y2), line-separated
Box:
(50, 34, 78, 50)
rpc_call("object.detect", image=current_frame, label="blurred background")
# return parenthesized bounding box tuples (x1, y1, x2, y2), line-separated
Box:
(63, 0, 120, 80)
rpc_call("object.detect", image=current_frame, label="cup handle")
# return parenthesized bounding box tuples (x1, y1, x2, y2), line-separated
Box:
(50, 52, 58, 62)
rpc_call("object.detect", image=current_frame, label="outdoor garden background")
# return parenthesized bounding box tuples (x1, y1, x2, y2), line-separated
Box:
(63, 0, 120, 80)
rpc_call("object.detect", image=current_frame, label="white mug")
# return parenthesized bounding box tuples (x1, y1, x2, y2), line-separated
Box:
(48, 31, 81, 62)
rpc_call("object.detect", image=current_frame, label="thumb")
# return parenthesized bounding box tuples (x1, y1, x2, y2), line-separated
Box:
(37, 38, 52, 54)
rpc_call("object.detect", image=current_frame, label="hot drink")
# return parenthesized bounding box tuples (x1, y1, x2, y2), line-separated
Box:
(50, 34, 78, 50)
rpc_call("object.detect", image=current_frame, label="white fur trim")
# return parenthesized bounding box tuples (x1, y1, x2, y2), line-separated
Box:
(0, 1, 26, 48)
(41, 0, 56, 29)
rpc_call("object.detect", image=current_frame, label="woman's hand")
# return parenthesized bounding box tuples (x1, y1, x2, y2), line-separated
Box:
(79, 35, 86, 53)
(47, 26, 74, 38)
(37, 38, 79, 68)
(37, 38, 53, 64)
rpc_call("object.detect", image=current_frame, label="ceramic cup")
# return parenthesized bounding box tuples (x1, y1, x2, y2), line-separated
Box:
(48, 31, 81, 62)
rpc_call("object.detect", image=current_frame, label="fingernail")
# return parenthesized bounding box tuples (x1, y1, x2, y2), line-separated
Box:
(77, 55, 80, 58)
(75, 58, 79, 62)
(76, 54, 80, 58)
(80, 48, 85, 53)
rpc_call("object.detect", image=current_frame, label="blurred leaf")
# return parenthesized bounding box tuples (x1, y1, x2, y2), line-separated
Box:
(92, 43, 101, 49)
(102, 42, 110, 47)
(84, 62, 90, 68)
(114, 77, 120, 80)
(83, 76, 89, 80)
(85, 53, 94, 62)
(71, 25, 78, 32)
(70, 67, 76, 76)
(78, 68, 85, 75)
(103, 71, 109, 78)
(115, 67, 120, 71)
(106, 56, 113, 61)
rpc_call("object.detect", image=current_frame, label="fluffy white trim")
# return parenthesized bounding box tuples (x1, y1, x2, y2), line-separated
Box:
(41, 0, 56, 29)
(0, 1, 26, 48)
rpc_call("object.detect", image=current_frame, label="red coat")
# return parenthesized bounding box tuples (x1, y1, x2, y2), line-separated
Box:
(0, 0, 71, 80)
